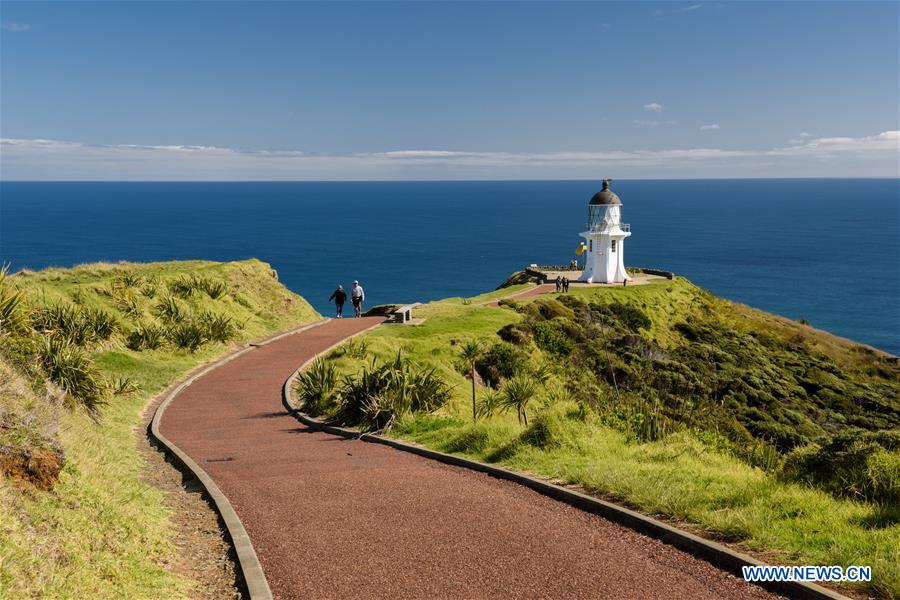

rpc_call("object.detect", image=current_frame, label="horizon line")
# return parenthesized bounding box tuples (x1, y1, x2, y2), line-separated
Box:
(2, 176, 899, 184)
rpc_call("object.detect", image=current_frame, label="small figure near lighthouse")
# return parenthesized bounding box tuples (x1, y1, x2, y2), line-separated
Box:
(579, 179, 633, 284)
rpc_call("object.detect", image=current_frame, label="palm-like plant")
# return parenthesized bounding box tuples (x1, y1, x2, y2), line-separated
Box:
(459, 339, 482, 421)
(477, 387, 502, 419)
(294, 357, 337, 416)
(501, 374, 538, 426)
(0, 263, 28, 336)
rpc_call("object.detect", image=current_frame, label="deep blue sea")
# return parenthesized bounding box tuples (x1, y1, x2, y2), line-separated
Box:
(1, 179, 897, 355)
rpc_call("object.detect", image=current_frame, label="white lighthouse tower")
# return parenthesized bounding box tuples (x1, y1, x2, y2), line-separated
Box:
(579, 179, 633, 284)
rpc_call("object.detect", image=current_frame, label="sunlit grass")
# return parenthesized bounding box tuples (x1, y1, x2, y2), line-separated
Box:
(326, 281, 899, 598)
(0, 259, 319, 598)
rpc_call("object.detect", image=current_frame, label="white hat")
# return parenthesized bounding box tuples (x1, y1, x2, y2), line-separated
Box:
(354, 280, 359, 284)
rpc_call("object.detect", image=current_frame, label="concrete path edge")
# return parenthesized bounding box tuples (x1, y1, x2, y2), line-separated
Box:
(281, 337, 849, 600)
(150, 317, 330, 600)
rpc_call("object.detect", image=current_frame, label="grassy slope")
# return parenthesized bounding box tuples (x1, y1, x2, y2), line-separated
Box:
(325, 279, 899, 598)
(0, 259, 319, 599)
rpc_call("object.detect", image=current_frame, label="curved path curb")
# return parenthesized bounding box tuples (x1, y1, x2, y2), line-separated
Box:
(150, 318, 329, 600)
(283, 346, 848, 600)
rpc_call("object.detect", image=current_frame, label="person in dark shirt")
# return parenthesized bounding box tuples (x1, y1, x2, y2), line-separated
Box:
(329, 285, 347, 318)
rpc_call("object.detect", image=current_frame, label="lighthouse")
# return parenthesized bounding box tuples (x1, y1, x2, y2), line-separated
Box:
(579, 179, 632, 284)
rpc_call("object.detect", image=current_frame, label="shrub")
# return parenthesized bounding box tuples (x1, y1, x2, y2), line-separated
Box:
(126, 323, 166, 351)
(499, 374, 538, 426)
(607, 302, 651, 332)
(117, 273, 142, 288)
(167, 322, 207, 352)
(195, 277, 227, 299)
(497, 323, 531, 345)
(198, 311, 239, 343)
(31, 304, 116, 346)
(140, 277, 159, 298)
(476, 388, 503, 419)
(111, 287, 142, 317)
(532, 320, 575, 356)
(294, 358, 337, 416)
(337, 353, 452, 431)
(475, 342, 527, 388)
(167, 276, 197, 298)
(154, 296, 186, 323)
(780, 431, 900, 503)
(82, 307, 118, 341)
(520, 298, 574, 322)
(0, 264, 29, 336)
(37, 336, 106, 415)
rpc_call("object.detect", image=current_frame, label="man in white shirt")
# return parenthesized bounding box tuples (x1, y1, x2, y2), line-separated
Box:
(350, 280, 365, 317)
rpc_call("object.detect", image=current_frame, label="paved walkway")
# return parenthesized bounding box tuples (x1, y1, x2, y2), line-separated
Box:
(482, 284, 557, 307)
(159, 318, 779, 600)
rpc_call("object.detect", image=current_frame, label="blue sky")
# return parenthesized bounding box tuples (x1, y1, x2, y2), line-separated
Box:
(1, 1, 898, 180)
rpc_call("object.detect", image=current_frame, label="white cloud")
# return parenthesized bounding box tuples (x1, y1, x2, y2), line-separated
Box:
(1, 131, 897, 181)
(699, 124, 720, 131)
(633, 119, 677, 127)
(655, 4, 703, 17)
(1, 22, 31, 32)
(799, 132, 814, 138)
(643, 102, 664, 113)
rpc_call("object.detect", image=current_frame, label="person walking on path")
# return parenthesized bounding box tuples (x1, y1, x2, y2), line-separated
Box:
(329, 285, 347, 318)
(351, 280, 365, 317)
(563, 277, 570, 293)
(555, 276, 562, 293)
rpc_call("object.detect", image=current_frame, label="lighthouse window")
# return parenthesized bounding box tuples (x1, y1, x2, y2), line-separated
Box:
(611, 240, 617, 252)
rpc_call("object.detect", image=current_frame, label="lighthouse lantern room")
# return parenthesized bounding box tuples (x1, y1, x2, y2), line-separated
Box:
(579, 179, 633, 284)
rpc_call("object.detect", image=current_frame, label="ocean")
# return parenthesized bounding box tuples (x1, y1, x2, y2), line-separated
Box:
(1, 179, 897, 355)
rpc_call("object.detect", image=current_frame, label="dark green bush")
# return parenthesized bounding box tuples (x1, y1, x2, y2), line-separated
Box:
(31, 304, 117, 346)
(475, 342, 527, 388)
(198, 278, 227, 299)
(532, 320, 575, 356)
(167, 322, 206, 352)
(336, 353, 452, 431)
(497, 323, 531, 345)
(198, 311, 238, 343)
(154, 296, 186, 323)
(521, 298, 574, 322)
(126, 323, 166, 351)
(294, 358, 337, 416)
(607, 302, 651, 332)
(82, 307, 118, 341)
(37, 336, 106, 415)
(780, 431, 900, 503)
(167, 276, 197, 298)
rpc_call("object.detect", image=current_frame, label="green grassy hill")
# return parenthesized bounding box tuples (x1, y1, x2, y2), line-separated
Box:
(0, 259, 318, 598)
(303, 277, 899, 598)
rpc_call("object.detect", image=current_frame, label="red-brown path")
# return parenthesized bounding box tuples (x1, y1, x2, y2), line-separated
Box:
(159, 317, 780, 600)
(482, 284, 556, 307)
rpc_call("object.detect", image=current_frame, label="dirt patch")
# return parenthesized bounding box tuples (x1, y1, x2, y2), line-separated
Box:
(136, 364, 245, 600)
(0, 446, 63, 490)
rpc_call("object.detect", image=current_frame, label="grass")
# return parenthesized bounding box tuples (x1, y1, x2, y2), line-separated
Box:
(0, 259, 319, 598)
(322, 279, 900, 599)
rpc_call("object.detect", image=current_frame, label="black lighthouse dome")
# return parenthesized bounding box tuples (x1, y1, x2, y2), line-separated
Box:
(589, 178, 621, 206)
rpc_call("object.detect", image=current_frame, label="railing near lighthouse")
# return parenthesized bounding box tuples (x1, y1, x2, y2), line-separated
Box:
(586, 222, 630, 233)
